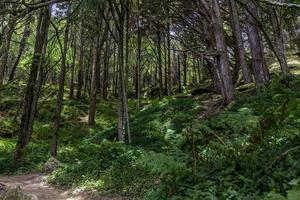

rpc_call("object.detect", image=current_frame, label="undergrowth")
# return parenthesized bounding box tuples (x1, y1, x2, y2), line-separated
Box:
(0, 76, 300, 199)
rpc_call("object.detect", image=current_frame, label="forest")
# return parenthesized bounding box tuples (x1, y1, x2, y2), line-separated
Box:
(0, 0, 300, 199)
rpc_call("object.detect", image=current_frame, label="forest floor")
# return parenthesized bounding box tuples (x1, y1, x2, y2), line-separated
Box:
(1, 64, 300, 199)
(0, 173, 122, 200)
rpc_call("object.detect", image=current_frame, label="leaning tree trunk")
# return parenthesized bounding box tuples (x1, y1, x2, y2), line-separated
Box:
(227, 0, 252, 83)
(14, 7, 50, 162)
(9, 17, 32, 81)
(51, 18, 69, 157)
(270, 8, 289, 74)
(211, 0, 234, 103)
(245, 0, 270, 85)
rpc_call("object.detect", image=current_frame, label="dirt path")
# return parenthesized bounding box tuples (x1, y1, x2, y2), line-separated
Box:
(0, 174, 120, 200)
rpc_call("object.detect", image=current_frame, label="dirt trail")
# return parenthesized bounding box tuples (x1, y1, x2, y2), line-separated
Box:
(0, 174, 120, 200)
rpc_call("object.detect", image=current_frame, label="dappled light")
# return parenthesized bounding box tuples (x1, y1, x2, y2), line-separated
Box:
(1, 0, 300, 199)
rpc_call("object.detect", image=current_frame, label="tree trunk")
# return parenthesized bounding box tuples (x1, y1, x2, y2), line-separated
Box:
(166, 17, 171, 95)
(156, 23, 163, 98)
(14, 7, 50, 162)
(245, 0, 270, 85)
(212, 0, 234, 103)
(76, 22, 84, 99)
(177, 54, 182, 93)
(69, 31, 77, 99)
(102, 37, 110, 101)
(51, 18, 69, 157)
(270, 8, 288, 74)
(9, 18, 31, 81)
(183, 52, 187, 86)
(135, 7, 142, 109)
(227, 0, 252, 83)
(0, 15, 16, 87)
(88, 36, 101, 126)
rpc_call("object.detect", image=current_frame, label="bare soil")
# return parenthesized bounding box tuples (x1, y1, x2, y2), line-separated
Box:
(0, 174, 123, 200)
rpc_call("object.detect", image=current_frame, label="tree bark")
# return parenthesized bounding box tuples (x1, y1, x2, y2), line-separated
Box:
(227, 0, 252, 83)
(211, 0, 234, 103)
(88, 36, 101, 126)
(245, 0, 270, 85)
(14, 6, 50, 162)
(183, 52, 187, 86)
(102, 37, 111, 101)
(69, 31, 77, 99)
(156, 22, 163, 98)
(177, 54, 182, 93)
(76, 22, 84, 99)
(207, 0, 234, 103)
(166, 2, 171, 96)
(0, 14, 16, 87)
(135, 5, 142, 109)
(270, 8, 289, 74)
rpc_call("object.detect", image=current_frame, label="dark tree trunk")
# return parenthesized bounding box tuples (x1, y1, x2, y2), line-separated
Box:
(166, 2, 171, 95)
(83, 45, 92, 99)
(183, 52, 187, 86)
(69, 31, 77, 99)
(14, 7, 50, 162)
(135, 6, 142, 109)
(102, 37, 110, 101)
(156, 23, 163, 98)
(177, 54, 182, 93)
(76, 22, 85, 99)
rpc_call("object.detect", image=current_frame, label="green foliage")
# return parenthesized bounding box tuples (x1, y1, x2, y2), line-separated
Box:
(1, 77, 300, 199)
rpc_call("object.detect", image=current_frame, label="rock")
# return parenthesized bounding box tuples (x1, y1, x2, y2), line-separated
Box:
(0, 185, 37, 200)
(43, 157, 61, 173)
(0, 183, 5, 194)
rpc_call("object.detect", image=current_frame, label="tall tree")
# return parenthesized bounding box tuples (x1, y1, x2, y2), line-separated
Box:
(76, 21, 85, 99)
(270, 7, 289, 74)
(227, 0, 252, 83)
(0, 14, 16, 87)
(14, 6, 51, 162)
(51, 14, 70, 157)
(245, 0, 270, 85)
